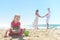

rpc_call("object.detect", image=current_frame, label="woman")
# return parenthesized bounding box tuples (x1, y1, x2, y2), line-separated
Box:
(33, 10, 43, 29)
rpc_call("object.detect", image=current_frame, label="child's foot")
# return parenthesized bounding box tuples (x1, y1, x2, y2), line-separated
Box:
(4, 34, 9, 38)
(4, 35, 7, 38)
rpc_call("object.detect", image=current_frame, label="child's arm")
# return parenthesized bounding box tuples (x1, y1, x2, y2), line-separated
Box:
(11, 22, 13, 30)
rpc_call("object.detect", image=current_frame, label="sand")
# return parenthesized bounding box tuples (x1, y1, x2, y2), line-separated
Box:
(0, 28, 60, 40)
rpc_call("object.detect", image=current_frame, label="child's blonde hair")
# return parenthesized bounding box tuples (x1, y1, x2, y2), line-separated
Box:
(14, 14, 20, 18)
(13, 14, 20, 22)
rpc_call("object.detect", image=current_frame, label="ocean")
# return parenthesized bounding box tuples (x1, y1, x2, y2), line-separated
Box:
(0, 24, 60, 30)
(26, 24, 60, 29)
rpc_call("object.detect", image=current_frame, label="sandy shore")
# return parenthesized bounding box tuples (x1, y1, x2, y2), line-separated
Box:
(0, 28, 60, 40)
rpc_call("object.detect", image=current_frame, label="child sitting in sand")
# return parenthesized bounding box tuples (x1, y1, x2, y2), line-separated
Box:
(4, 14, 24, 37)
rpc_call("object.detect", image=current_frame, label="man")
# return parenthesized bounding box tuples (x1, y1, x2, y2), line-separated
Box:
(45, 8, 51, 29)
(37, 8, 50, 29)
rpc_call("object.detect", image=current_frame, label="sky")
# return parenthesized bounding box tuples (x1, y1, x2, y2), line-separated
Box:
(0, 0, 60, 29)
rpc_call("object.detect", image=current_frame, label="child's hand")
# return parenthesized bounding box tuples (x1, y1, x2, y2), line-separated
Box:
(11, 27, 16, 32)
(11, 27, 13, 30)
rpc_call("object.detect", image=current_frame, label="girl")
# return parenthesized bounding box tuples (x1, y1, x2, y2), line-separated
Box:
(4, 14, 24, 37)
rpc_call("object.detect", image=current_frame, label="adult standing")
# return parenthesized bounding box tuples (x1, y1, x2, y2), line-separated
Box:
(33, 10, 42, 29)
(45, 8, 51, 29)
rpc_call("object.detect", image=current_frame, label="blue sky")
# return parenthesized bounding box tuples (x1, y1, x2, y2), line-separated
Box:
(0, 0, 60, 29)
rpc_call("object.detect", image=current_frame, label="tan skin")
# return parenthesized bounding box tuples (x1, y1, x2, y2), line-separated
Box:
(36, 8, 50, 18)
(4, 16, 20, 37)
(46, 8, 50, 29)
(14, 16, 20, 23)
(35, 8, 50, 29)
(35, 10, 44, 18)
(42, 8, 51, 29)
(44, 8, 50, 17)
(12, 16, 20, 33)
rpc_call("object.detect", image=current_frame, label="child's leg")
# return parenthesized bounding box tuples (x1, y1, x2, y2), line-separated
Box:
(6, 31, 10, 36)
(4, 30, 9, 37)
(19, 28, 24, 36)
(4, 28, 12, 37)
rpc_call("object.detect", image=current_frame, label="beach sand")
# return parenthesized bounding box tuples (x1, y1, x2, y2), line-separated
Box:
(0, 28, 60, 40)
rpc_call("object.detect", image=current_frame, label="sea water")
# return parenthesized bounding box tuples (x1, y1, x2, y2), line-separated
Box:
(26, 24, 60, 29)
(0, 24, 60, 30)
